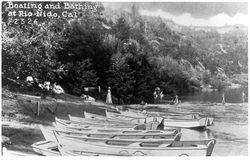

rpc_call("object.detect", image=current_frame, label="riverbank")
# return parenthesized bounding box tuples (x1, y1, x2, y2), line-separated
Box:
(2, 89, 248, 156)
(1, 89, 113, 155)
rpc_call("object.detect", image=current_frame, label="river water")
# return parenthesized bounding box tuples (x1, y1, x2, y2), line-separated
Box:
(160, 87, 248, 156)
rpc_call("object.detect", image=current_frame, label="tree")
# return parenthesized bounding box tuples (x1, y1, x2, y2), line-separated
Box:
(2, 20, 67, 82)
(114, 17, 130, 41)
(61, 59, 98, 95)
(106, 53, 135, 104)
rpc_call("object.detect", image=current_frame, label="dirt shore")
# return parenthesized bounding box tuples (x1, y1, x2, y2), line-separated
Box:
(1, 90, 111, 155)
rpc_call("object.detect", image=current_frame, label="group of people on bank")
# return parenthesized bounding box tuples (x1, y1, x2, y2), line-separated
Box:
(25, 76, 64, 100)
(38, 83, 247, 105)
(105, 86, 182, 105)
(153, 87, 180, 105)
(105, 86, 181, 105)
(38, 81, 64, 99)
(26, 76, 247, 105)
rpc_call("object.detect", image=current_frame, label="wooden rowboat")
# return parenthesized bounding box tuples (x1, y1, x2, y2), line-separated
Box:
(31, 140, 101, 156)
(121, 109, 214, 126)
(70, 114, 132, 125)
(84, 111, 147, 124)
(57, 143, 105, 156)
(118, 110, 147, 118)
(53, 120, 180, 134)
(77, 112, 146, 125)
(55, 117, 161, 130)
(40, 124, 181, 142)
(54, 130, 182, 142)
(164, 116, 214, 126)
(121, 107, 199, 118)
(52, 123, 180, 135)
(157, 111, 214, 126)
(53, 131, 216, 156)
(31, 140, 60, 156)
(164, 117, 210, 129)
(70, 114, 165, 130)
(54, 120, 133, 131)
(105, 110, 146, 120)
(105, 110, 164, 124)
(55, 117, 136, 129)
(146, 111, 214, 126)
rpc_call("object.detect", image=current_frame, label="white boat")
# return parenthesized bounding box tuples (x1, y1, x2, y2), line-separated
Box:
(54, 120, 133, 131)
(118, 110, 147, 118)
(31, 140, 101, 156)
(165, 116, 214, 126)
(71, 114, 131, 125)
(164, 117, 210, 129)
(52, 123, 180, 135)
(151, 112, 213, 126)
(53, 120, 180, 134)
(69, 114, 164, 130)
(57, 143, 130, 156)
(53, 131, 216, 156)
(123, 109, 214, 126)
(54, 130, 182, 142)
(56, 143, 102, 156)
(40, 124, 181, 142)
(55, 117, 160, 130)
(165, 109, 214, 126)
(78, 112, 146, 125)
(55, 117, 136, 129)
(105, 110, 164, 124)
(105, 110, 146, 119)
(31, 140, 60, 156)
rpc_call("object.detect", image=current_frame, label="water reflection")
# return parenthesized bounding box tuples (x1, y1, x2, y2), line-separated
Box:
(174, 87, 248, 103)
(160, 101, 248, 156)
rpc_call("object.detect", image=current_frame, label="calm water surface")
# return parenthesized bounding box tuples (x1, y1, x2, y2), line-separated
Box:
(177, 87, 248, 103)
(94, 88, 248, 156)
(161, 87, 248, 156)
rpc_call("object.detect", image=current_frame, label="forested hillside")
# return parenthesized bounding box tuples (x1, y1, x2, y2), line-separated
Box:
(2, 2, 248, 104)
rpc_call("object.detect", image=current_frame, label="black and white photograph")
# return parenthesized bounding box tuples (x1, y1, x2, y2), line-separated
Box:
(1, 0, 248, 157)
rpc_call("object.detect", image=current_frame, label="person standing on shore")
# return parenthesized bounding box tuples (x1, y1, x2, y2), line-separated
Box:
(153, 90, 157, 104)
(160, 91, 164, 103)
(242, 91, 246, 104)
(222, 92, 226, 105)
(51, 82, 57, 100)
(106, 86, 112, 104)
(98, 86, 101, 100)
(174, 95, 179, 105)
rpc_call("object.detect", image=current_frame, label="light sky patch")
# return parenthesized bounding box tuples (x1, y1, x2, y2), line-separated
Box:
(139, 9, 248, 26)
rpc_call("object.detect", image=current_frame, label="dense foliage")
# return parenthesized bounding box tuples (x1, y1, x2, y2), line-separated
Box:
(2, 2, 248, 104)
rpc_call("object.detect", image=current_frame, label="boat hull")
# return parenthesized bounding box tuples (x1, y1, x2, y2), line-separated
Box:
(56, 117, 136, 129)
(105, 110, 164, 124)
(164, 117, 209, 129)
(31, 141, 60, 156)
(55, 129, 182, 142)
(54, 132, 216, 156)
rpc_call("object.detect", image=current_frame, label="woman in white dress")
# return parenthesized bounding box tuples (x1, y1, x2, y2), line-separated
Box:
(222, 92, 225, 105)
(106, 87, 112, 104)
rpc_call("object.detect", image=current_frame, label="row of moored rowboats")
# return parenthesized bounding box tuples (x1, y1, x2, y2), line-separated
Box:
(32, 109, 216, 156)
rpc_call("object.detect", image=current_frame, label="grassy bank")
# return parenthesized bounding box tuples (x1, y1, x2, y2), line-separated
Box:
(2, 89, 110, 155)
